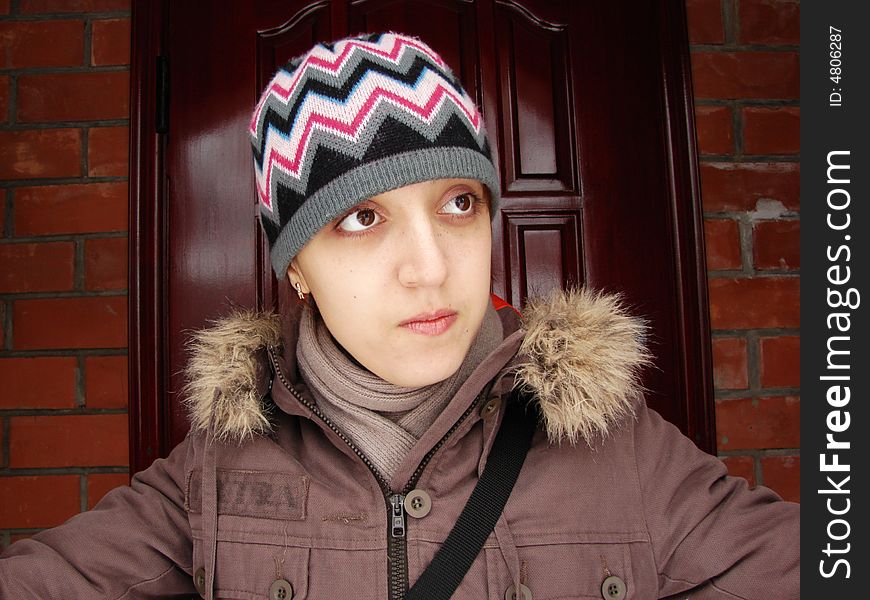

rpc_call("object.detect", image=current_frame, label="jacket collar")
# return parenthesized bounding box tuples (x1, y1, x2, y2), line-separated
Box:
(183, 288, 651, 445)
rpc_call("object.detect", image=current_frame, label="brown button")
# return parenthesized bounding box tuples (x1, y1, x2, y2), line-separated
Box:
(193, 567, 206, 595)
(479, 397, 502, 419)
(601, 575, 626, 600)
(505, 583, 532, 600)
(270, 578, 294, 600)
(404, 489, 432, 518)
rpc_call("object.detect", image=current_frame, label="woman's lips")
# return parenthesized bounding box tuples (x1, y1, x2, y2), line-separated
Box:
(399, 310, 458, 336)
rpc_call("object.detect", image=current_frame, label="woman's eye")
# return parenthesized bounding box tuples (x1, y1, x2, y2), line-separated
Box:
(441, 193, 476, 215)
(338, 208, 381, 232)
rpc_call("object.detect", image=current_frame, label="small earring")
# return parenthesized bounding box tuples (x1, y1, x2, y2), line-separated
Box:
(294, 282, 305, 300)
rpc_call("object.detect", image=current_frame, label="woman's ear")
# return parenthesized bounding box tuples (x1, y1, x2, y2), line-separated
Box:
(287, 259, 310, 294)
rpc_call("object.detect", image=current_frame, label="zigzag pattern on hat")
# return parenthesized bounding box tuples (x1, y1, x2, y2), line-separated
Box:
(251, 33, 489, 212)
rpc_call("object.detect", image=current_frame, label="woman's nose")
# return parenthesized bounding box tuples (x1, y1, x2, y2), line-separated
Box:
(396, 219, 448, 288)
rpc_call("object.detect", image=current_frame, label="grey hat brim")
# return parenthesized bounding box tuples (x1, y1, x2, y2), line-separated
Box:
(269, 146, 501, 277)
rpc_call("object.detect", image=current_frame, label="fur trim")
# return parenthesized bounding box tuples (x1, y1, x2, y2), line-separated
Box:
(515, 288, 652, 445)
(183, 310, 282, 441)
(183, 288, 651, 444)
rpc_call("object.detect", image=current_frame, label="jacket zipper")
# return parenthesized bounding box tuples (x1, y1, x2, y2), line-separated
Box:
(267, 348, 487, 600)
(388, 493, 409, 600)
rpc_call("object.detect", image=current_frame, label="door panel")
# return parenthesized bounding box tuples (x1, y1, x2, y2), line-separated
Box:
(129, 0, 714, 469)
(507, 213, 582, 301)
(496, 2, 575, 193)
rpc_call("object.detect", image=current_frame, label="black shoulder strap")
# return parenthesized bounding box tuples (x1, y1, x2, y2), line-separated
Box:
(405, 388, 538, 600)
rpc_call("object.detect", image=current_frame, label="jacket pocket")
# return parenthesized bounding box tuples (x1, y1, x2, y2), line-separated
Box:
(306, 547, 388, 598)
(192, 534, 310, 599)
(486, 542, 635, 600)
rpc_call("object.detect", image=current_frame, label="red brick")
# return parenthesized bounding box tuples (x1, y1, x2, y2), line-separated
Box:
(0, 129, 81, 180)
(686, 0, 724, 44)
(0, 75, 9, 123)
(700, 162, 799, 212)
(9, 414, 129, 467)
(0, 356, 77, 408)
(87, 472, 129, 509)
(20, 0, 130, 12)
(85, 236, 127, 290)
(760, 455, 799, 502)
(721, 455, 756, 487)
(13, 296, 127, 349)
(690, 51, 799, 99)
(85, 355, 127, 408)
(716, 395, 799, 450)
(704, 218, 741, 270)
(91, 18, 130, 66)
(17, 72, 129, 122)
(760, 335, 799, 388)
(743, 107, 799, 155)
(712, 337, 748, 389)
(739, 0, 800, 45)
(88, 125, 128, 176)
(14, 182, 127, 235)
(0, 0, 9, 14)
(754, 220, 799, 270)
(695, 105, 732, 154)
(0, 20, 84, 68)
(708, 277, 799, 329)
(0, 475, 80, 528)
(0, 241, 75, 293)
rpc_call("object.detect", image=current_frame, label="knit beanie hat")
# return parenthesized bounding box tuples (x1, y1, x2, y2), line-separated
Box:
(250, 32, 500, 277)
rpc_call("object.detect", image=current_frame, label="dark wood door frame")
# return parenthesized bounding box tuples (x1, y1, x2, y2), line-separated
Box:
(128, 0, 715, 474)
(129, 0, 169, 471)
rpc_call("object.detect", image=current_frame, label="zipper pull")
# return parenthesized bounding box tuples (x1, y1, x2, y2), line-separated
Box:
(389, 494, 406, 538)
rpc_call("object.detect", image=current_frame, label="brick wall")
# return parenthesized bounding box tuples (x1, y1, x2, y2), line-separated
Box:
(0, 0, 131, 547)
(686, 0, 800, 502)
(0, 0, 800, 548)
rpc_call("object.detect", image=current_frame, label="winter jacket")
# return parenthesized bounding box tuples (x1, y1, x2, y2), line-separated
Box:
(0, 289, 799, 599)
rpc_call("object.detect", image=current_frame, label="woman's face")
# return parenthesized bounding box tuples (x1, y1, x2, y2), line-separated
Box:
(289, 178, 492, 387)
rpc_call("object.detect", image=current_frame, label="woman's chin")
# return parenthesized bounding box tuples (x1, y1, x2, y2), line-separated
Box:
(375, 356, 465, 388)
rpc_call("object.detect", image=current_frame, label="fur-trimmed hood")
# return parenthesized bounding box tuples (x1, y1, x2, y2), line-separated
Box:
(183, 288, 651, 445)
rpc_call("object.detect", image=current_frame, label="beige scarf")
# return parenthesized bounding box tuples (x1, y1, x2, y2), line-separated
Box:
(297, 303, 503, 481)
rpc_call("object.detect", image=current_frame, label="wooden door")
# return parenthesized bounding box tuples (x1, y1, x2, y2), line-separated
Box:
(129, 0, 713, 471)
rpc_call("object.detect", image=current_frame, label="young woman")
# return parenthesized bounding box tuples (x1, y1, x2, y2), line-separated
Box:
(1, 32, 798, 599)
